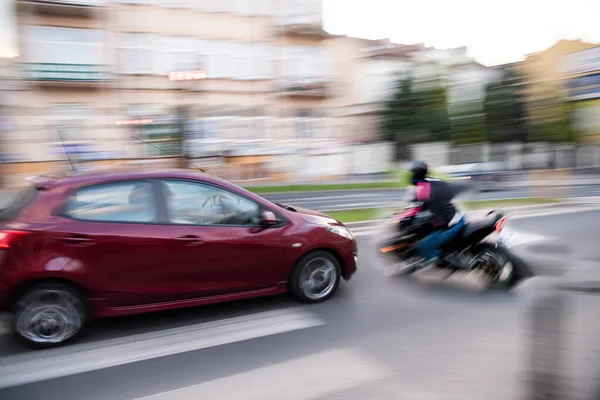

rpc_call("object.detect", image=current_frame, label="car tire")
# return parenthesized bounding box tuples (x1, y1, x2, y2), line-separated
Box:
(290, 251, 342, 303)
(12, 282, 87, 348)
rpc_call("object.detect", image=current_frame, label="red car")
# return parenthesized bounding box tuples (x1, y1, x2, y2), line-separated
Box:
(0, 169, 357, 347)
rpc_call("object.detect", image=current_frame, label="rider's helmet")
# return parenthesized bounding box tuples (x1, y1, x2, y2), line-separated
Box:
(409, 160, 428, 185)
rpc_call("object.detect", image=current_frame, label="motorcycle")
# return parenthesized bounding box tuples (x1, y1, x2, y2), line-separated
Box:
(378, 202, 520, 288)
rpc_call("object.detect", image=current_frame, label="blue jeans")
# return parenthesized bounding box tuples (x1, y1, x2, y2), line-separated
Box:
(414, 217, 466, 261)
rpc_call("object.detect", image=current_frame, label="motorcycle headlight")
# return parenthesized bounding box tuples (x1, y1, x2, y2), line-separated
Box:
(327, 225, 354, 240)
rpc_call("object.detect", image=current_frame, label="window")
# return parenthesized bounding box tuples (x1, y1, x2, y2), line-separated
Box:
(0, 185, 39, 222)
(119, 34, 160, 75)
(235, 0, 270, 16)
(281, 46, 326, 83)
(24, 26, 107, 65)
(64, 181, 156, 223)
(278, 0, 320, 25)
(50, 104, 91, 143)
(163, 180, 260, 226)
(229, 42, 272, 80)
(163, 37, 201, 74)
(202, 40, 232, 79)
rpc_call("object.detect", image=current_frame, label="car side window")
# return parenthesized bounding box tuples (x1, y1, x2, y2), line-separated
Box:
(163, 180, 261, 226)
(64, 181, 157, 223)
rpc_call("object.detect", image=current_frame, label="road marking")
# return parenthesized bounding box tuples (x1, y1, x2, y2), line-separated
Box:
(0, 315, 12, 336)
(135, 347, 391, 400)
(0, 307, 325, 389)
(353, 229, 379, 237)
(509, 205, 600, 220)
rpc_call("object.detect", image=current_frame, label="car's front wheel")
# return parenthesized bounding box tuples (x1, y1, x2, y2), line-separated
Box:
(13, 283, 87, 348)
(290, 251, 341, 303)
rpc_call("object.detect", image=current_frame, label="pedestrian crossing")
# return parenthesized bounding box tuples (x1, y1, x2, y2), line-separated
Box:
(0, 314, 11, 336)
(0, 302, 521, 400)
(136, 348, 392, 400)
(0, 308, 325, 388)
(0, 307, 406, 400)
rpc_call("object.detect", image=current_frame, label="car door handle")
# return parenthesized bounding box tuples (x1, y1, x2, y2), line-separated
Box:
(173, 235, 202, 245)
(58, 235, 95, 246)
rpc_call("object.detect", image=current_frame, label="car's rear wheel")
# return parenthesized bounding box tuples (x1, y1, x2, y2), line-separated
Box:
(290, 251, 341, 303)
(13, 283, 87, 348)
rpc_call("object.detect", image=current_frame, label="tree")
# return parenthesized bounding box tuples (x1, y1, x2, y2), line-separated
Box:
(450, 106, 486, 145)
(414, 84, 451, 142)
(528, 90, 576, 143)
(380, 77, 418, 160)
(380, 76, 451, 160)
(484, 69, 528, 143)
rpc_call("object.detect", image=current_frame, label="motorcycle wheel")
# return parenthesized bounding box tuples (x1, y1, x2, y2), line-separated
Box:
(393, 257, 423, 276)
(471, 243, 515, 290)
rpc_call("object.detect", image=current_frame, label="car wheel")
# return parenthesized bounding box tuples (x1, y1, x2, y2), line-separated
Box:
(13, 283, 87, 348)
(290, 251, 341, 303)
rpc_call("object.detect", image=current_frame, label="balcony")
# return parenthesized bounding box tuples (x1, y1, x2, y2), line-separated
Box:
(19, 0, 106, 16)
(21, 63, 113, 86)
(275, 17, 329, 38)
(279, 79, 332, 98)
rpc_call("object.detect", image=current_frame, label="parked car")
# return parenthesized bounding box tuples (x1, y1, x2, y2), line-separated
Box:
(0, 169, 357, 347)
(437, 162, 509, 192)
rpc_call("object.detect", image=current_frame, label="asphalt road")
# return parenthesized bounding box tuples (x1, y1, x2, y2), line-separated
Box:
(1, 207, 598, 400)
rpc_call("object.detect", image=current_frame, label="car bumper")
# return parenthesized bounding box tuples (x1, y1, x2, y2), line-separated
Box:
(340, 239, 358, 280)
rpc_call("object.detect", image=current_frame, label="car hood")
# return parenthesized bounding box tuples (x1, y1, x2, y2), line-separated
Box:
(279, 204, 341, 226)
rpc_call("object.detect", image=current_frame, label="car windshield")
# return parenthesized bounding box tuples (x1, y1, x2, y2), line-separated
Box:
(0, 184, 40, 222)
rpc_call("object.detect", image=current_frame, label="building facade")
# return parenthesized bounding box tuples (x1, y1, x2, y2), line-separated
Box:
(7, 0, 346, 182)
(4, 0, 505, 184)
(505, 40, 598, 142)
(562, 45, 600, 143)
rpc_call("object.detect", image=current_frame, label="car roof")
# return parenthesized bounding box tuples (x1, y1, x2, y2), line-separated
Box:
(28, 168, 232, 191)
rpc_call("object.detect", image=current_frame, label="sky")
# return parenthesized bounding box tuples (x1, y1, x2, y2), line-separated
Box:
(323, 0, 600, 66)
(1, 0, 599, 65)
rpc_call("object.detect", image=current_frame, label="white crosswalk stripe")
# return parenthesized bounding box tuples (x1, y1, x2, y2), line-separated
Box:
(0, 314, 12, 336)
(0, 307, 325, 389)
(135, 347, 391, 400)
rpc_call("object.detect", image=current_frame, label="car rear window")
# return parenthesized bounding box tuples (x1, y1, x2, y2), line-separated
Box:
(0, 185, 40, 222)
(63, 181, 157, 223)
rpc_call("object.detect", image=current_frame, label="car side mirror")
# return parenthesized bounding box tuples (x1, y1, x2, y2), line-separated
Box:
(260, 210, 279, 226)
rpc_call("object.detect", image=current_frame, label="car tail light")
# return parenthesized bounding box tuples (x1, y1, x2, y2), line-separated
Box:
(0, 230, 29, 249)
(495, 217, 507, 232)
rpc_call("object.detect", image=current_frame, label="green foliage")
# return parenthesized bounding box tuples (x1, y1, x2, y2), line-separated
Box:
(484, 69, 528, 143)
(529, 93, 577, 143)
(380, 76, 450, 158)
(450, 111, 486, 145)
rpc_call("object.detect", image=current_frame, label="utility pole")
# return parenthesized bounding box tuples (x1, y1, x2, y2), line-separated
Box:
(169, 69, 206, 168)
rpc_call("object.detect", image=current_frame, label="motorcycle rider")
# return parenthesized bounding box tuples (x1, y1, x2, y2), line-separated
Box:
(400, 160, 469, 274)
